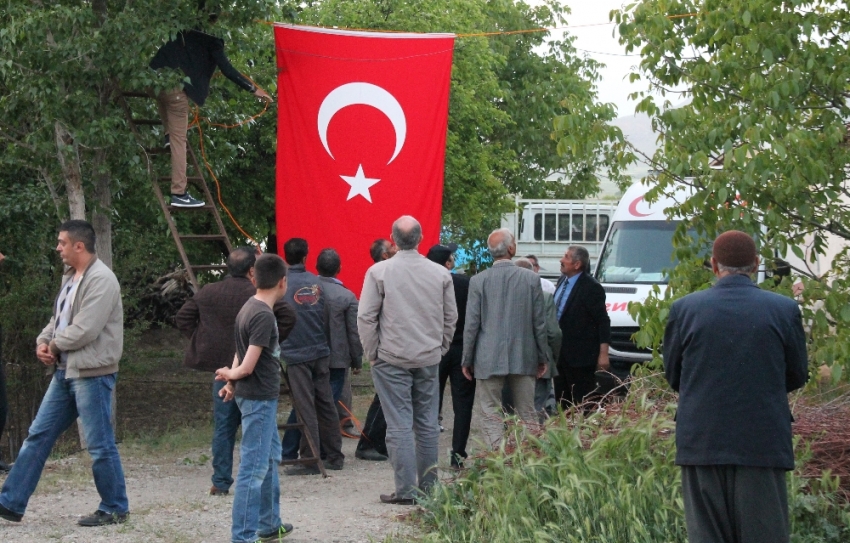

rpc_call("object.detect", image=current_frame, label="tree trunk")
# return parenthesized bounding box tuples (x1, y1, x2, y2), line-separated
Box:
(92, 151, 113, 269)
(54, 121, 86, 220)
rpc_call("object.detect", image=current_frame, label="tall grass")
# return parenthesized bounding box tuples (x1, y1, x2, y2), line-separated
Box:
(405, 377, 850, 543)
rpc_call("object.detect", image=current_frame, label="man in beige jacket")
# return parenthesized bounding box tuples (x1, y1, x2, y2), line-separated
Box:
(358, 216, 457, 505)
(0, 220, 129, 527)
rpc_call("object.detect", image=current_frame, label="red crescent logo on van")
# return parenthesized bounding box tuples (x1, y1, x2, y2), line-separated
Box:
(628, 195, 654, 217)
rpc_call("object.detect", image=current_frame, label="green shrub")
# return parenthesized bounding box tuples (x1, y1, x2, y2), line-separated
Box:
(408, 379, 849, 543)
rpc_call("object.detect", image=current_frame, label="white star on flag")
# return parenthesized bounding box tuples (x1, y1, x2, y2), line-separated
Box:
(340, 165, 380, 203)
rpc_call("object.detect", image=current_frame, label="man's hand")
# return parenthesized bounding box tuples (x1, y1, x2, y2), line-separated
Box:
(254, 88, 272, 102)
(219, 382, 235, 402)
(597, 351, 611, 372)
(536, 363, 548, 379)
(36, 343, 56, 366)
(462, 365, 474, 381)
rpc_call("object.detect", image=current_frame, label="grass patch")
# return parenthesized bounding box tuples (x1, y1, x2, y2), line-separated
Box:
(121, 423, 217, 459)
(398, 375, 850, 543)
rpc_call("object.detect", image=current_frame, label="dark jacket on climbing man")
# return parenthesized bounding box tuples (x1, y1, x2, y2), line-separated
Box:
(149, 30, 255, 106)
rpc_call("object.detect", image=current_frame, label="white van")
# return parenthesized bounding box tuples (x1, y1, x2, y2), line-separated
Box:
(595, 182, 846, 379)
(501, 197, 618, 279)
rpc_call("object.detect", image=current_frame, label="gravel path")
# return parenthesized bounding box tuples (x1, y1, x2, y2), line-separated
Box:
(0, 430, 427, 542)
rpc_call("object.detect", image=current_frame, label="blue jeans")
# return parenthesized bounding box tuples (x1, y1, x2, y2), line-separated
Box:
(232, 397, 282, 543)
(0, 370, 128, 515)
(212, 378, 241, 491)
(281, 367, 346, 459)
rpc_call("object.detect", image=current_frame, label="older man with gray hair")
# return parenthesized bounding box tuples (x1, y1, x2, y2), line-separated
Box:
(462, 229, 548, 448)
(358, 216, 457, 505)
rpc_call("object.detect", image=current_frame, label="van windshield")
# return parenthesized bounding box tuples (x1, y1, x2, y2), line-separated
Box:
(596, 221, 681, 284)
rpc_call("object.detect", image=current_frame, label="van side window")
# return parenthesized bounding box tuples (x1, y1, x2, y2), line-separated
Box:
(534, 213, 558, 241)
(533, 211, 610, 242)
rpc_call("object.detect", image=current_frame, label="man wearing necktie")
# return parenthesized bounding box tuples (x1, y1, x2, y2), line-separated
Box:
(552, 246, 611, 409)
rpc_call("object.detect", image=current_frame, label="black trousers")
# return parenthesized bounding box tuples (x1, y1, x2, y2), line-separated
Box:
(356, 393, 388, 456)
(553, 365, 598, 409)
(681, 464, 789, 543)
(438, 343, 475, 459)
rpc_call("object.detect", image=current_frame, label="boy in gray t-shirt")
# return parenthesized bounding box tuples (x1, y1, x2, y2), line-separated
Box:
(216, 253, 293, 543)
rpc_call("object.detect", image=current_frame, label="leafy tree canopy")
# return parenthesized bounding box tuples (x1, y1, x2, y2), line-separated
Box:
(614, 0, 850, 377)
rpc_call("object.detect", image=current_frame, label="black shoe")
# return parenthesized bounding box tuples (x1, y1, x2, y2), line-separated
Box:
(380, 493, 416, 505)
(355, 448, 388, 461)
(0, 502, 22, 523)
(163, 134, 171, 149)
(283, 465, 321, 476)
(326, 461, 344, 471)
(209, 486, 229, 496)
(170, 192, 205, 208)
(258, 522, 294, 541)
(77, 509, 129, 527)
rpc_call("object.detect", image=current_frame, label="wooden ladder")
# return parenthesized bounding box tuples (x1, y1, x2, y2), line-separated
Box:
(278, 365, 328, 477)
(117, 91, 232, 290)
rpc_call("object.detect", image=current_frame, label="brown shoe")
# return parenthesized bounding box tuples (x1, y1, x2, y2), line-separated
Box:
(210, 486, 229, 496)
(380, 493, 416, 505)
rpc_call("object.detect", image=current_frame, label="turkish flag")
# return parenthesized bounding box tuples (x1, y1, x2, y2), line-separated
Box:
(274, 24, 455, 297)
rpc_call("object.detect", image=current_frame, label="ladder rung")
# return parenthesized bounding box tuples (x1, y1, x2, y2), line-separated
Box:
(179, 234, 227, 241)
(132, 119, 162, 126)
(122, 91, 150, 98)
(191, 265, 228, 271)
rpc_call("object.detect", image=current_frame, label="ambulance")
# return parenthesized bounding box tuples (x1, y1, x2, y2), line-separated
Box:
(593, 182, 694, 379)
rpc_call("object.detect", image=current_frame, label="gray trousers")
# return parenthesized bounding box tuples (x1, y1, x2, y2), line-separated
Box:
(681, 465, 789, 543)
(371, 360, 439, 499)
(287, 356, 344, 465)
(477, 375, 535, 448)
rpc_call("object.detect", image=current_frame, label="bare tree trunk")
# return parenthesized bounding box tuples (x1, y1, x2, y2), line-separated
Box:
(92, 152, 113, 269)
(54, 121, 85, 220)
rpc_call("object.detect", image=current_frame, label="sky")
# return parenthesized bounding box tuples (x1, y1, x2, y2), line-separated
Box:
(545, 0, 645, 118)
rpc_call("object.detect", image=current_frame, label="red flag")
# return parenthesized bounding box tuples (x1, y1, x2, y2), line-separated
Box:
(274, 24, 455, 297)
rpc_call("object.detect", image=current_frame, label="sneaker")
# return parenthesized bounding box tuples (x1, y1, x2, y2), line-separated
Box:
(258, 522, 294, 541)
(170, 192, 205, 208)
(77, 510, 129, 527)
(163, 134, 170, 149)
(283, 465, 321, 476)
(210, 486, 229, 496)
(379, 493, 416, 505)
(355, 448, 388, 462)
(0, 502, 22, 523)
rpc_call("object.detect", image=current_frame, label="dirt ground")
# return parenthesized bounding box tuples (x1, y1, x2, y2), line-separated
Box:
(0, 328, 472, 542)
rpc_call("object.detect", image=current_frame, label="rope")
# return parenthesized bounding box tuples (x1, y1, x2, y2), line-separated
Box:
(190, 73, 272, 249)
(259, 12, 702, 39)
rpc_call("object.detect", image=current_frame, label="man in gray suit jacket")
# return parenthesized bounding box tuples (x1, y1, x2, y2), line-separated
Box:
(462, 229, 548, 448)
(663, 230, 808, 543)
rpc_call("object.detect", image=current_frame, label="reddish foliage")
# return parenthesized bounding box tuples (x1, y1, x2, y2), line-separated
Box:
(793, 401, 850, 502)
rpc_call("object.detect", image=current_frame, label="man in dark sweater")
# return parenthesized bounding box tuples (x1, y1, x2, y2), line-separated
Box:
(279, 238, 345, 474)
(175, 247, 296, 496)
(663, 230, 809, 543)
(149, 10, 271, 208)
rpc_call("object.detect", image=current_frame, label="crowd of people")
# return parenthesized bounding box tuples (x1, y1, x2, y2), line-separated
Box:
(0, 218, 809, 543)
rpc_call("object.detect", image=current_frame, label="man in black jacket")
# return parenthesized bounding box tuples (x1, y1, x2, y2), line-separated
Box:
(426, 244, 473, 468)
(663, 230, 808, 543)
(553, 246, 611, 409)
(149, 10, 271, 208)
(175, 247, 296, 495)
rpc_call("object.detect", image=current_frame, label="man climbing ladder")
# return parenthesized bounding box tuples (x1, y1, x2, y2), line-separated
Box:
(149, 7, 272, 208)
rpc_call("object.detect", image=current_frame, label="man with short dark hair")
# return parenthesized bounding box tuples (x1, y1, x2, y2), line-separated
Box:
(462, 230, 548, 448)
(279, 238, 344, 474)
(354, 240, 395, 462)
(525, 254, 556, 295)
(176, 247, 296, 496)
(663, 230, 808, 543)
(426, 243, 474, 468)
(359, 216, 457, 504)
(0, 220, 129, 527)
(553, 245, 611, 408)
